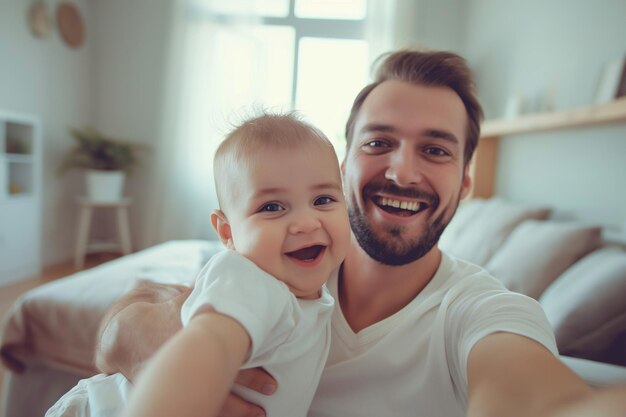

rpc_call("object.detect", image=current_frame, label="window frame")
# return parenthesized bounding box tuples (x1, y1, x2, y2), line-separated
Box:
(189, 0, 367, 107)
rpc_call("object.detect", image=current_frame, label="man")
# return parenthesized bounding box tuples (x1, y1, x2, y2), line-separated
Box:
(97, 49, 626, 417)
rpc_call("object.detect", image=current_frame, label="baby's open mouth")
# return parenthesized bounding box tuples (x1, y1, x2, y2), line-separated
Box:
(373, 196, 428, 217)
(286, 245, 325, 262)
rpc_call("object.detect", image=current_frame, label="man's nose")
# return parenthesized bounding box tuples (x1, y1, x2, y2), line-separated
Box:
(288, 211, 322, 235)
(384, 148, 423, 186)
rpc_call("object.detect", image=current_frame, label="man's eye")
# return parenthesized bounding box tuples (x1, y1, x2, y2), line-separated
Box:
(425, 147, 450, 157)
(361, 139, 391, 154)
(260, 203, 284, 212)
(365, 140, 388, 148)
(314, 196, 335, 206)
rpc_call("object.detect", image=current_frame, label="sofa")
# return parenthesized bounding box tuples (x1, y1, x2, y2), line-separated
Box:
(1, 198, 626, 417)
(439, 198, 626, 368)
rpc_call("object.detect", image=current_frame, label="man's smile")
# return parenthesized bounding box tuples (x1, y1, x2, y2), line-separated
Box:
(361, 182, 439, 221)
(372, 196, 429, 217)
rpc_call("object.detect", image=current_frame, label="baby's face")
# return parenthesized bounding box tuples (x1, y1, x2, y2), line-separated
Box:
(224, 144, 350, 299)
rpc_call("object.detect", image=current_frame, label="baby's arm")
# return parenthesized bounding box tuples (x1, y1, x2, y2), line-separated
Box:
(122, 309, 251, 417)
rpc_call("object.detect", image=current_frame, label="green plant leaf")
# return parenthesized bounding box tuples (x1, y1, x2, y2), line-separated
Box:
(58, 127, 147, 175)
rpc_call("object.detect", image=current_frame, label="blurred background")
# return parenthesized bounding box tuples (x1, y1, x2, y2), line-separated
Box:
(1, 0, 625, 280)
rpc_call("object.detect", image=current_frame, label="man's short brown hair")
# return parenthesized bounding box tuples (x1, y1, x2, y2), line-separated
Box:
(345, 49, 484, 165)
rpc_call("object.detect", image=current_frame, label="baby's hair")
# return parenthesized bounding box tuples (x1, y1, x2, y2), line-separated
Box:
(214, 111, 338, 210)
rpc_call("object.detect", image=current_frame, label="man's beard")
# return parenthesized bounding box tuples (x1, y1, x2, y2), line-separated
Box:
(348, 183, 460, 266)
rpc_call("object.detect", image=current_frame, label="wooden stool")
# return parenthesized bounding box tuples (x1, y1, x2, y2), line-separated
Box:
(74, 197, 132, 268)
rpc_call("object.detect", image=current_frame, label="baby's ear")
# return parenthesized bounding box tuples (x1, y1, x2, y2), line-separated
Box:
(211, 210, 235, 250)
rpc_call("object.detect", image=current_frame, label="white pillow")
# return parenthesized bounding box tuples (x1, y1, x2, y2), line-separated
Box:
(440, 198, 550, 266)
(539, 247, 626, 364)
(439, 198, 485, 250)
(485, 220, 602, 299)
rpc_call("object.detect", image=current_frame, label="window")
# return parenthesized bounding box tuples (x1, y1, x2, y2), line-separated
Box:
(296, 37, 368, 156)
(188, 0, 369, 159)
(295, 0, 367, 20)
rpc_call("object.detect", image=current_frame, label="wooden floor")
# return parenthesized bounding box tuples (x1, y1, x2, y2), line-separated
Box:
(0, 253, 120, 399)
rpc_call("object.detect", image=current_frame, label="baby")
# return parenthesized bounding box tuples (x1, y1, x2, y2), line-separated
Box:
(47, 112, 350, 417)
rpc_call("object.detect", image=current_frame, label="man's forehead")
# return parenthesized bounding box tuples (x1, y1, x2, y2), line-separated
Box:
(356, 80, 467, 142)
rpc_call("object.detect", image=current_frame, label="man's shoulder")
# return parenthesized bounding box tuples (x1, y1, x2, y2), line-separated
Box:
(440, 251, 545, 321)
(440, 251, 504, 291)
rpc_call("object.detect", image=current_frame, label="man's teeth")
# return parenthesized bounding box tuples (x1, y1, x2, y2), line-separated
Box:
(380, 197, 422, 212)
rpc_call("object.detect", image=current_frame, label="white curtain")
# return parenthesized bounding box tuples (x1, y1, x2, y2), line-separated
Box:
(138, 0, 407, 248)
(139, 1, 282, 247)
(140, 1, 216, 247)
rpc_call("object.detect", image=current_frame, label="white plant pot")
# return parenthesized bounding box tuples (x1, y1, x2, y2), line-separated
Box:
(85, 170, 126, 202)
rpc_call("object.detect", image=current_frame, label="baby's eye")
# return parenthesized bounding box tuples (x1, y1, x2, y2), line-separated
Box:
(314, 196, 336, 206)
(260, 203, 284, 212)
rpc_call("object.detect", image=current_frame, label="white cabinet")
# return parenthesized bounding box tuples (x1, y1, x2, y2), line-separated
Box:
(0, 111, 42, 285)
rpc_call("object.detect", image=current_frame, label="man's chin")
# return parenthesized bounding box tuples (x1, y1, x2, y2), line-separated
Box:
(361, 239, 436, 266)
(349, 205, 450, 266)
(350, 222, 434, 266)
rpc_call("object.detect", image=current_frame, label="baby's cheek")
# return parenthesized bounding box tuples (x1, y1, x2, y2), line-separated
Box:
(240, 235, 277, 268)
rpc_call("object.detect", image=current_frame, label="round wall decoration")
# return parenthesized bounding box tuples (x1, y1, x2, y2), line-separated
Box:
(56, 2, 85, 48)
(28, 2, 51, 38)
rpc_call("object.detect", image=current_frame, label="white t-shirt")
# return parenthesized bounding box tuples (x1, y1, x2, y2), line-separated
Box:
(182, 250, 335, 417)
(308, 251, 557, 417)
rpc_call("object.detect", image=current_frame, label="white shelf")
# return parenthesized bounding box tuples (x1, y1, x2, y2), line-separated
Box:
(0, 110, 42, 285)
(481, 97, 626, 139)
(3, 154, 33, 163)
(471, 98, 626, 198)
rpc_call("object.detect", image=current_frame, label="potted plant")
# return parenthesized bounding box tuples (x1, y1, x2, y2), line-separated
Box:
(59, 128, 144, 202)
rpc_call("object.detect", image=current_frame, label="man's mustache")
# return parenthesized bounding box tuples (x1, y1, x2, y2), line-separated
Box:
(362, 182, 440, 210)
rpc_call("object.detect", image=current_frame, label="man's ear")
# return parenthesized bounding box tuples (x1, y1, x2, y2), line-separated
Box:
(340, 160, 346, 191)
(211, 210, 235, 250)
(460, 162, 473, 200)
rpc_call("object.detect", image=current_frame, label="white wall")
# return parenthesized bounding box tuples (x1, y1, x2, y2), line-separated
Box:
(91, 0, 175, 250)
(461, 0, 626, 230)
(387, 0, 467, 53)
(4, 0, 625, 269)
(0, 0, 175, 268)
(409, 0, 468, 53)
(0, 0, 95, 266)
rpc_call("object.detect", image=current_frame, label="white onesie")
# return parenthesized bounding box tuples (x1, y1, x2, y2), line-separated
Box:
(182, 250, 335, 417)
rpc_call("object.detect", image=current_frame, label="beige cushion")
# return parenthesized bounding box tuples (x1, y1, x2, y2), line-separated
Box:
(485, 220, 602, 299)
(540, 247, 626, 365)
(439, 198, 485, 248)
(439, 198, 550, 266)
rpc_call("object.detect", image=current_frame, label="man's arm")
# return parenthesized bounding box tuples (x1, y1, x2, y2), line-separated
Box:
(95, 280, 192, 380)
(467, 332, 626, 417)
(122, 310, 250, 417)
(95, 280, 277, 417)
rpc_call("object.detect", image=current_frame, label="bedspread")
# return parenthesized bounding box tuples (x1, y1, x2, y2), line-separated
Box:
(0, 240, 219, 376)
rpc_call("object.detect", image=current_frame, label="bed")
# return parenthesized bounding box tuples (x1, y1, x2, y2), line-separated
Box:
(0, 240, 220, 417)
